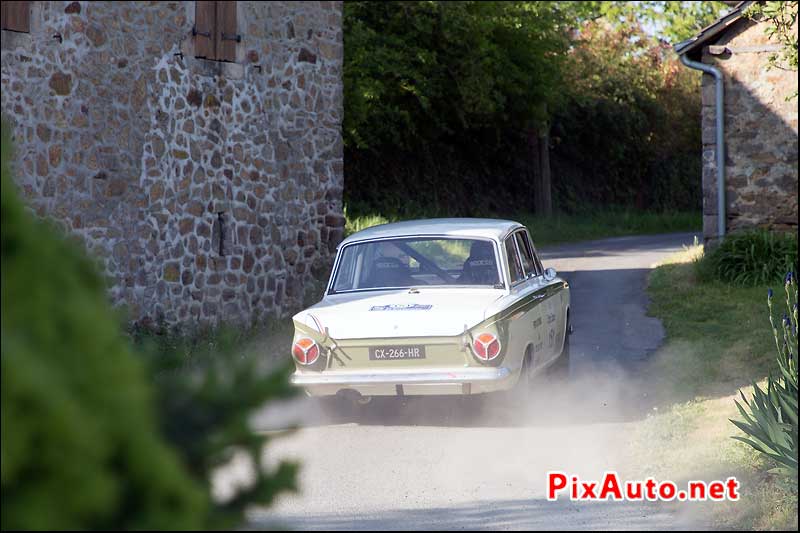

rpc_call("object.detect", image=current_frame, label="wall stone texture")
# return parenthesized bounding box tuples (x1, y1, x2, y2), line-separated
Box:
(699, 18, 798, 243)
(1, 1, 344, 326)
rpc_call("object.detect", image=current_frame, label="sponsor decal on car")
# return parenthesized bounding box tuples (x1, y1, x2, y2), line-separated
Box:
(369, 304, 434, 311)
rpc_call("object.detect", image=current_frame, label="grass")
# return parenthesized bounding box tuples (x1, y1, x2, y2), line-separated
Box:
(345, 206, 701, 246)
(634, 244, 798, 530)
(646, 244, 776, 400)
(630, 387, 798, 530)
(696, 230, 798, 287)
(515, 209, 700, 246)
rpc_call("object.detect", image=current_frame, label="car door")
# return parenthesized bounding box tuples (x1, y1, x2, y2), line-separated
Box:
(513, 230, 549, 371)
(526, 230, 566, 367)
(503, 231, 546, 374)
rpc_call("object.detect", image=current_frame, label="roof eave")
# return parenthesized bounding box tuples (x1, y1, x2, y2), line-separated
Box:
(673, 1, 755, 57)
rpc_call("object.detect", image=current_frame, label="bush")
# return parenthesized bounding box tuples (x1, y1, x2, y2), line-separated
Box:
(133, 324, 299, 529)
(344, 130, 535, 217)
(731, 273, 798, 480)
(1, 121, 299, 529)
(1, 125, 205, 529)
(698, 231, 799, 286)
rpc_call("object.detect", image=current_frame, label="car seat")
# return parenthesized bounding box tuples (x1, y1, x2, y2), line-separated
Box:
(458, 241, 499, 285)
(364, 256, 415, 288)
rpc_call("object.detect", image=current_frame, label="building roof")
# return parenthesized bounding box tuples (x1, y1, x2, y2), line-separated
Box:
(674, 1, 755, 58)
(340, 218, 524, 245)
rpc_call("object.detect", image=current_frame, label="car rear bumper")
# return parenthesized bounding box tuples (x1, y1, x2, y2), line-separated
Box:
(291, 366, 514, 396)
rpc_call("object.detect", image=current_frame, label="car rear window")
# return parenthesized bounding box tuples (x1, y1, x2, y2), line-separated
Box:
(331, 238, 502, 292)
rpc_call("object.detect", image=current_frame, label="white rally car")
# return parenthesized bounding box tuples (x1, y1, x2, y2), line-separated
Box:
(289, 219, 571, 401)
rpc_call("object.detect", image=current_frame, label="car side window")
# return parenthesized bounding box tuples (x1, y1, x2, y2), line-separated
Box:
(525, 231, 545, 276)
(514, 231, 536, 278)
(505, 236, 524, 284)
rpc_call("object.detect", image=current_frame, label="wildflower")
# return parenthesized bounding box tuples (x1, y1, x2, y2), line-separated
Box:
(768, 288, 774, 300)
(786, 271, 794, 285)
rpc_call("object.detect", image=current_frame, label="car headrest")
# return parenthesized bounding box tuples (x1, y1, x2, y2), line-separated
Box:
(461, 241, 498, 284)
(467, 241, 495, 266)
(372, 256, 408, 272)
(469, 241, 494, 259)
(467, 256, 495, 269)
(366, 256, 412, 287)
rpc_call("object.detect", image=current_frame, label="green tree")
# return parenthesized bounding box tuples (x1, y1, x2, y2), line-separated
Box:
(343, 1, 708, 216)
(344, 1, 573, 150)
(540, 16, 703, 211)
(1, 124, 205, 529)
(577, 1, 728, 42)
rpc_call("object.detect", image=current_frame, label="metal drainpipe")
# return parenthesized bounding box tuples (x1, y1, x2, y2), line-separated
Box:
(680, 53, 726, 239)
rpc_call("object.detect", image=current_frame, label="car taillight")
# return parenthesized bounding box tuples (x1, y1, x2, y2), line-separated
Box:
(292, 338, 320, 365)
(473, 332, 501, 361)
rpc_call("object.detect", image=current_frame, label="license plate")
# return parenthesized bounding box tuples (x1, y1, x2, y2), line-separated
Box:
(369, 345, 426, 361)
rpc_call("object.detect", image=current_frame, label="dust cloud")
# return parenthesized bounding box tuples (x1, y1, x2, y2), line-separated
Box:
(244, 359, 681, 513)
(252, 356, 656, 430)
(229, 342, 724, 529)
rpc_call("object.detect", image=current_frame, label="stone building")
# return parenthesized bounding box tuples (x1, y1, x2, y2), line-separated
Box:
(675, 1, 798, 244)
(1, 1, 344, 326)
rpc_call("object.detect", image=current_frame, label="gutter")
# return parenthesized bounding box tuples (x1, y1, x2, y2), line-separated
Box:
(679, 54, 726, 239)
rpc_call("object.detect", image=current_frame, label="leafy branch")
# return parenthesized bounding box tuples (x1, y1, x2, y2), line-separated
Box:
(745, 1, 799, 99)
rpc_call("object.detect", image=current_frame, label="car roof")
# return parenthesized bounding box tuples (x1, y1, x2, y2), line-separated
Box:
(340, 218, 525, 245)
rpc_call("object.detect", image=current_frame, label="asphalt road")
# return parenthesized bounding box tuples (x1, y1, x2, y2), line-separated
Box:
(242, 232, 703, 530)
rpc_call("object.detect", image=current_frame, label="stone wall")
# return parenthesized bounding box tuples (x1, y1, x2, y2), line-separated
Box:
(699, 17, 798, 243)
(1, 1, 344, 326)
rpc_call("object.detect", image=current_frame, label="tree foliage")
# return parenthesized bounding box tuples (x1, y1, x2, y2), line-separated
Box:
(579, 1, 728, 43)
(744, 1, 799, 99)
(1, 121, 299, 529)
(1, 124, 205, 530)
(344, 1, 708, 217)
(344, 1, 573, 151)
(550, 19, 702, 210)
(133, 326, 300, 530)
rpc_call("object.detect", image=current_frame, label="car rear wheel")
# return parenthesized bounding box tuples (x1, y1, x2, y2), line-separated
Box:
(318, 394, 369, 423)
(511, 346, 536, 402)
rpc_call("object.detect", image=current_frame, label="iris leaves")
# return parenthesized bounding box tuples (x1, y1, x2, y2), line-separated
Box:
(731, 275, 798, 479)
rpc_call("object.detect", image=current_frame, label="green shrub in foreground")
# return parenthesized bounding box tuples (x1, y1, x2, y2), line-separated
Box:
(698, 230, 798, 286)
(133, 324, 299, 529)
(1, 125, 205, 529)
(731, 273, 798, 480)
